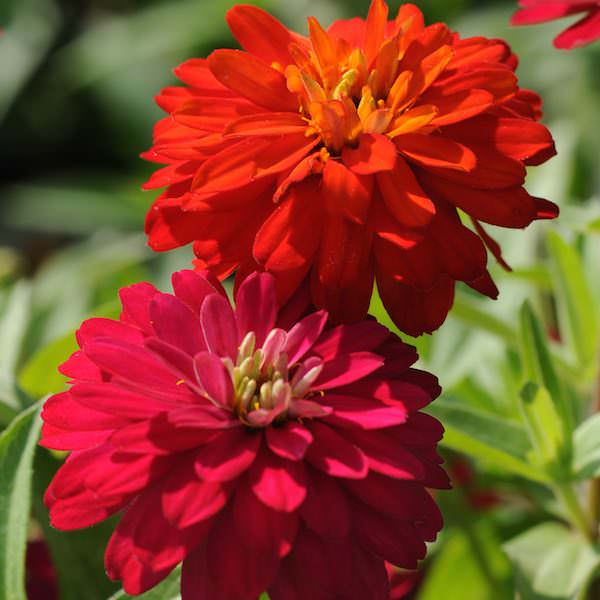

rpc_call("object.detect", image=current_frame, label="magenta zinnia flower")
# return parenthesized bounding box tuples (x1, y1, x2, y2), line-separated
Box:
(40, 270, 448, 599)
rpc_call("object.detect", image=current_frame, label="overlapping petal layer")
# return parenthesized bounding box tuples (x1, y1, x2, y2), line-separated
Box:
(41, 270, 448, 600)
(512, 0, 600, 49)
(144, 0, 557, 337)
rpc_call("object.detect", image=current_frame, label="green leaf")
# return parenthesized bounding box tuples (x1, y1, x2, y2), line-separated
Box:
(0, 282, 32, 375)
(0, 402, 42, 600)
(573, 413, 600, 480)
(547, 230, 599, 372)
(108, 568, 181, 600)
(504, 522, 600, 600)
(518, 382, 566, 474)
(450, 296, 516, 345)
(519, 301, 573, 440)
(427, 398, 548, 483)
(32, 449, 119, 600)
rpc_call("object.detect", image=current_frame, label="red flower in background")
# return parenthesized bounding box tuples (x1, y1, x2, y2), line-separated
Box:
(40, 270, 448, 599)
(512, 1, 600, 49)
(26, 541, 58, 600)
(143, 0, 557, 337)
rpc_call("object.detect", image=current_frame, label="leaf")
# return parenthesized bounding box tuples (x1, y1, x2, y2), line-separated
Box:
(547, 230, 599, 372)
(504, 522, 600, 600)
(519, 301, 573, 440)
(32, 449, 119, 600)
(108, 568, 181, 600)
(427, 398, 548, 483)
(573, 414, 600, 480)
(0, 402, 43, 600)
(450, 296, 516, 345)
(518, 382, 566, 475)
(0, 282, 32, 375)
(19, 300, 120, 399)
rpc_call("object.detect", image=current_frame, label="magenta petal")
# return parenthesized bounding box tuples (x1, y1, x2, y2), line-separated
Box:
(58, 350, 102, 381)
(234, 482, 299, 557)
(193, 351, 234, 407)
(194, 428, 260, 481)
(310, 320, 389, 359)
(162, 476, 228, 528)
(322, 394, 408, 430)
(40, 424, 113, 451)
(171, 269, 225, 315)
(313, 352, 384, 390)
(118, 282, 160, 334)
(305, 422, 368, 479)
(300, 468, 351, 540)
(288, 399, 333, 419)
(248, 448, 308, 512)
(235, 271, 278, 345)
(70, 382, 180, 419)
(144, 337, 200, 392)
(76, 317, 144, 346)
(345, 429, 426, 480)
(200, 294, 239, 360)
(149, 293, 205, 355)
(266, 422, 313, 461)
(284, 310, 328, 364)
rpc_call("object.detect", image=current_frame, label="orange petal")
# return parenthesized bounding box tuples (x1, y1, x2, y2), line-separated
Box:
(394, 133, 476, 172)
(371, 37, 400, 98)
(438, 65, 517, 103)
(308, 17, 339, 90)
(208, 49, 297, 112)
(273, 152, 324, 202)
(376, 156, 435, 228)
(342, 133, 397, 175)
(322, 160, 373, 224)
(387, 104, 438, 137)
(448, 37, 510, 70)
(224, 112, 308, 137)
(174, 98, 261, 132)
(226, 5, 297, 67)
(364, 0, 389, 66)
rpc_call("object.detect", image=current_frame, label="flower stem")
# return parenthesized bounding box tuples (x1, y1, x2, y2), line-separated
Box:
(554, 483, 595, 542)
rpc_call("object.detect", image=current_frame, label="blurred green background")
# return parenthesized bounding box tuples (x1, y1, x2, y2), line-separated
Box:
(1, 1, 600, 599)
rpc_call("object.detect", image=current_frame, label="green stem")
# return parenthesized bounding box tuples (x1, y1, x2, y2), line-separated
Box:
(554, 483, 595, 542)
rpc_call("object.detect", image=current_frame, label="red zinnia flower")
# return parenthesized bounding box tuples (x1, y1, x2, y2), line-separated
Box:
(40, 270, 448, 599)
(143, 0, 558, 336)
(512, 1, 600, 49)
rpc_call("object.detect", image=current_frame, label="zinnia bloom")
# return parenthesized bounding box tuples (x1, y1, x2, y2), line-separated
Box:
(512, 1, 600, 49)
(143, 0, 558, 336)
(41, 270, 448, 599)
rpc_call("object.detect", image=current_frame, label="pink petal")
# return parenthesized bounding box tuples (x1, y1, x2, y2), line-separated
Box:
(322, 394, 408, 430)
(339, 378, 432, 411)
(194, 428, 260, 481)
(313, 352, 384, 390)
(200, 293, 239, 360)
(58, 351, 102, 382)
(193, 351, 234, 407)
(305, 422, 368, 479)
(144, 337, 200, 392)
(171, 269, 226, 315)
(300, 468, 351, 539)
(248, 448, 308, 511)
(149, 293, 205, 355)
(284, 310, 328, 364)
(40, 424, 112, 451)
(555, 8, 600, 49)
(266, 422, 313, 461)
(235, 271, 278, 345)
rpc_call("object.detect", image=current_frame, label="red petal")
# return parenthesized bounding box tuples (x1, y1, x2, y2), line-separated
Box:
(376, 156, 435, 228)
(555, 8, 600, 49)
(342, 133, 397, 175)
(225, 112, 307, 137)
(322, 160, 373, 224)
(395, 133, 476, 171)
(226, 5, 297, 66)
(267, 422, 314, 461)
(208, 49, 297, 112)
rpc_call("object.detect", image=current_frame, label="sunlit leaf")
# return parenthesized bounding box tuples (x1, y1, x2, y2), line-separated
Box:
(573, 414, 600, 480)
(0, 402, 42, 600)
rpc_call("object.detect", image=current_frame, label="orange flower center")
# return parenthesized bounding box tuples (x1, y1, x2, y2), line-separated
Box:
(281, 14, 453, 154)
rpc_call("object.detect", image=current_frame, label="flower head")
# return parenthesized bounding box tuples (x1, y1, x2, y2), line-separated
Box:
(41, 270, 448, 599)
(512, 1, 600, 49)
(144, 1, 558, 336)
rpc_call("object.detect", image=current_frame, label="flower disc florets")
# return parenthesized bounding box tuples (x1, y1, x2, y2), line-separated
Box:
(40, 270, 449, 600)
